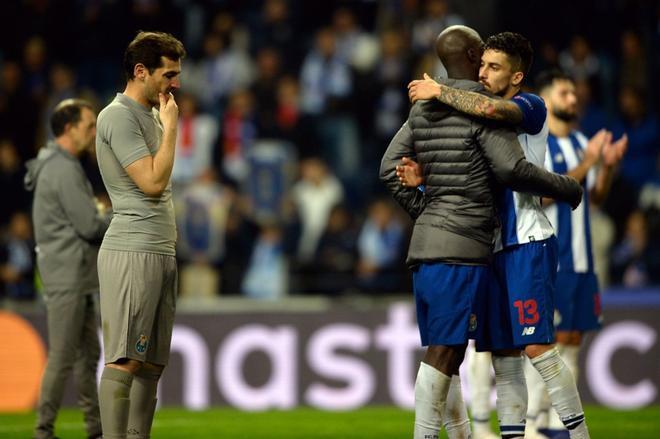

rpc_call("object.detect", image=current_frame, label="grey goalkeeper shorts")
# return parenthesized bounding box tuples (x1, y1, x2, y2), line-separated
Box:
(98, 249, 177, 366)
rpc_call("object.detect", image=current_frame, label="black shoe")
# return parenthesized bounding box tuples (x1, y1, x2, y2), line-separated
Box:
(538, 428, 570, 439)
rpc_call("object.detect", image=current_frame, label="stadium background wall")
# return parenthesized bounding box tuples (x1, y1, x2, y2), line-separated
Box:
(1, 291, 659, 412)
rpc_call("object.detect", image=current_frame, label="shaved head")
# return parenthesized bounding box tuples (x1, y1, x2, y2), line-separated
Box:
(435, 25, 483, 80)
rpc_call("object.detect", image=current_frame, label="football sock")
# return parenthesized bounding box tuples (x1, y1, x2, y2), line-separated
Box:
(468, 350, 494, 430)
(492, 355, 527, 439)
(531, 347, 589, 438)
(443, 374, 471, 439)
(548, 343, 581, 430)
(561, 344, 580, 381)
(414, 362, 452, 439)
(127, 368, 160, 439)
(524, 355, 549, 435)
(99, 367, 133, 439)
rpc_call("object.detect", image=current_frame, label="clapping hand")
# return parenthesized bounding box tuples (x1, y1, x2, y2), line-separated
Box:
(602, 133, 628, 167)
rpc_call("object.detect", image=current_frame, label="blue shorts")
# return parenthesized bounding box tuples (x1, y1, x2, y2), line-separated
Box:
(412, 263, 489, 346)
(554, 271, 601, 332)
(476, 237, 557, 352)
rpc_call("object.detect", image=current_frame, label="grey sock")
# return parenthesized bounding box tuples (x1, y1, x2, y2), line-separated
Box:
(493, 355, 527, 439)
(99, 367, 133, 439)
(531, 348, 589, 438)
(127, 368, 160, 439)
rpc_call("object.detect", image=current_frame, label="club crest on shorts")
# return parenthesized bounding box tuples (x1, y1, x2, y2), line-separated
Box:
(135, 334, 149, 354)
(469, 313, 477, 331)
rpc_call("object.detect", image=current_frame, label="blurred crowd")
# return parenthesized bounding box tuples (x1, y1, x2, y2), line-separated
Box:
(1, 0, 659, 301)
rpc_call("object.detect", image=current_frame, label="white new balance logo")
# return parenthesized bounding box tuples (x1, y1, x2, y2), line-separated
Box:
(522, 327, 536, 336)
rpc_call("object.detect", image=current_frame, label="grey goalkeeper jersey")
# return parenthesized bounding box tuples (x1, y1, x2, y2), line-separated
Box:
(96, 93, 176, 256)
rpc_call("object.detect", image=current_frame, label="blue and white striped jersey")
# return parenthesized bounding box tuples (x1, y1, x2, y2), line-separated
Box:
(543, 131, 596, 273)
(495, 93, 555, 252)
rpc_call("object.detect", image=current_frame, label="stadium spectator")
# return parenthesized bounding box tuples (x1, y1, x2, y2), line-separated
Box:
(175, 169, 233, 297)
(332, 7, 379, 72)
(217, 89, 258, 184)
(221, 203, 259, 295)
(559, 35, 601, 83)
(251, 0, 300, 65)
(171, 93, 219, 186)
(619, 30, 648, 93)
(22, 36, 49, 103)
(0, 211, 35, 301)
(242, 222, 288, 299)
(575, 78, 610, 138)
(528, 41, 561, 79)
(41, 64, 78, 140)
(309, 203, 358, 295)
(271, 76, 317, 157)
(251, 47, 284, 135)
(291, 157, 344, 264)
(610, 209, 656, 288)
(356, 198, 406, 293)
(300, 27, 353, 117)
(300, 28, 360, 188)
(611, 86, 659, 191)
(184, 31, 254, 115)
(372, 28, 411, 141)
(0, 139, 30, 225)
(411, 0, 464, 55)
(208, 11, 251, 54)
(0, 61, 39, 161)
(410, 0, 464, 81)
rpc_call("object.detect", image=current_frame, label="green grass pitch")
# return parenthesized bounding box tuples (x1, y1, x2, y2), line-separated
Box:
(1, 406, 658, 438)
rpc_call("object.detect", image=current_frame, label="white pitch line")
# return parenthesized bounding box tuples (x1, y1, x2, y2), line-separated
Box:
(0, 417, 201, 433)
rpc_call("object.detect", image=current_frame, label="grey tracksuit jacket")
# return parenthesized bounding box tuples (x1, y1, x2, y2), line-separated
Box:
(25, 141, 110, 293)
(380, 79, 582, 267)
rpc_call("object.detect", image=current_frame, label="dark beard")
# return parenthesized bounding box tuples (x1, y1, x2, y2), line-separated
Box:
(553, 108, 577, 122)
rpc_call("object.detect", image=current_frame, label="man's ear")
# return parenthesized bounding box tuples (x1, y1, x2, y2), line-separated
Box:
(134, 63, 146, 80)
(467, 47, 479, 64)
(63, 121, 73, 134)
(511, 71, 524, 87)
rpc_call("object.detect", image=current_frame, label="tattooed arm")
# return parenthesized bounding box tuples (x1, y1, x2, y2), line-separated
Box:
(408, 73, 523, 125)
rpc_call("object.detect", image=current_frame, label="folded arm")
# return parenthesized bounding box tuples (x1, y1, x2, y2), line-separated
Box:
(58, 170, 110, 241)
(125, 125, 176, 198)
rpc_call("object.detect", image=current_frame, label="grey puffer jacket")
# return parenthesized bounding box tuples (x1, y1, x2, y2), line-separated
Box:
(380, 78, 582, 266)
(25, 141, 111, 293)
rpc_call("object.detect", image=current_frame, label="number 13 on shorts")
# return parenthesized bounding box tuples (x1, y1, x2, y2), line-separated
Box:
(513, 299, 540, 325)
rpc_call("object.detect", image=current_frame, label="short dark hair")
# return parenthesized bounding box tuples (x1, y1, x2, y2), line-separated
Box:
(535, 69, 574, 94)
(50, 99, 94, 137)
(123, 31, 186, 80)
(483, 32, 533, 77)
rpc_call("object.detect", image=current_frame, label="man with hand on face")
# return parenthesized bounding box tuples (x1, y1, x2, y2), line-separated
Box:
(401, 33, 593, 439)
(380, 26, 583, 439)
(95, 31, 185, 439)
(26, 99, 111, 439)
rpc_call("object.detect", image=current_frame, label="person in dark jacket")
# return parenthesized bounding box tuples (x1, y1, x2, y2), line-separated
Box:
(25, 98, 110, 439)
(379, 26, 583, 439)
